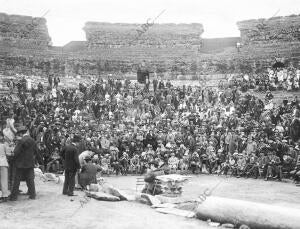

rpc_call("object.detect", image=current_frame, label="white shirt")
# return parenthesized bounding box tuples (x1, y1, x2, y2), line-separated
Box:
(0, 143, 9, 167)
(79, 151, 94, 166)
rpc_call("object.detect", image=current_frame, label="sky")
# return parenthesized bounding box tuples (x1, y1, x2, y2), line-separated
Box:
(1, 0, 299, 46)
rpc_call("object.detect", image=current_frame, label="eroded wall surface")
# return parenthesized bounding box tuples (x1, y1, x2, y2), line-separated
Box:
(0, 13, 299, 79)
(0, 13, 51, 50)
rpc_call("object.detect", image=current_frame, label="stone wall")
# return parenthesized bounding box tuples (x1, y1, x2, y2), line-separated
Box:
(0, 13, 51, 50)
(83, 22, 203, 48)
(200, 37, 240, 53)
(235, 14, 300, 72)
(75, 22, 204, 77)
(0, 13, 299, 80)
(80, 22, 204, 76)
(0, 47, 289, 78)
(237, 14, 300, 44)
(0, 42, 298, 78)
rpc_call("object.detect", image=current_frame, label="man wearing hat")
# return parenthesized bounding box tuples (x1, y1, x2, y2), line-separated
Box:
(190, 151, 200, 174)
(168, 152, 179, 173)
(61, 135, 81, 196)
(101, 154, 111, 175)
(145, 144, 155, 156)
(236, 154, 246, 178)
(100, 134, 110, 155)
(119, 151, 129, 175)
(10, 127, 42, 201)
(290, 145, 300, 186)
(0, 134, 10, 202)
(130, 154, 141, 174)
(265, 151, 282, 181)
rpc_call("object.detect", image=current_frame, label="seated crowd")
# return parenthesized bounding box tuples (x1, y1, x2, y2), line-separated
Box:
(1, 74, 300, 191)
(219, 67, 300, 92)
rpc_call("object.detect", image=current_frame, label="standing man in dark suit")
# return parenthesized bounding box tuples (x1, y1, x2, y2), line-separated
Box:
(10, 127, 42, 201)
(61, 135, 80, 196)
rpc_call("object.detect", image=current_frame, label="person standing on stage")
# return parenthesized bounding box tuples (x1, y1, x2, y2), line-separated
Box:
(9, 127, 42, 201)
(61, 135, 80, 196)
(0, 135, 9, 202)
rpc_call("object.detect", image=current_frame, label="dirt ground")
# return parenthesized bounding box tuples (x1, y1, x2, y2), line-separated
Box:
(0, 174, 299, 229)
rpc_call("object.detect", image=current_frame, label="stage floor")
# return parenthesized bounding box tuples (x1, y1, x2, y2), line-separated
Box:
(0, 174, 299, 229)
(107, 174, 300, 209)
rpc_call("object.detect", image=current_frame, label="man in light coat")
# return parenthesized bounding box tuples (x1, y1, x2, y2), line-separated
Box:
(0, 135, 9, 202)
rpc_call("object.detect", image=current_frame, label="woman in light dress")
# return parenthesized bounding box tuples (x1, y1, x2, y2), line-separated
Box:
(3, 112, 17, 143)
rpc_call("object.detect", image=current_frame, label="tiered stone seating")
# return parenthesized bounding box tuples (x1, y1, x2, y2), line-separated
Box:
(0, 13, 299, 81)
(0, 13, 51, 50)
(0, 74, 97, 99)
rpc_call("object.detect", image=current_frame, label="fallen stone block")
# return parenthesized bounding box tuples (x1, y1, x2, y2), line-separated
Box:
(88, 183, 100, 192)
(140, 193, 161, 206)
(44, 173, 59, 182)
(86, 191, 120, 201)
(34, 168, 61, 183)
(155, 195, 191, 204)
(86, 183, 133, 200)
(207, 221, 220, 227)
(196, 196, 300, 229)
(221, 223, 235, 228)
(100, 184, 130, 201)
(156, 207, 195, 218)
(151, 203, 177, 209)
(208, 222, 220, 227)
(175, 202, 198, 211)
(121, 193, 136, 201)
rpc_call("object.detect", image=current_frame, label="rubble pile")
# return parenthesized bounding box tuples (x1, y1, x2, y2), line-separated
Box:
(0, 13, 51, 49)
